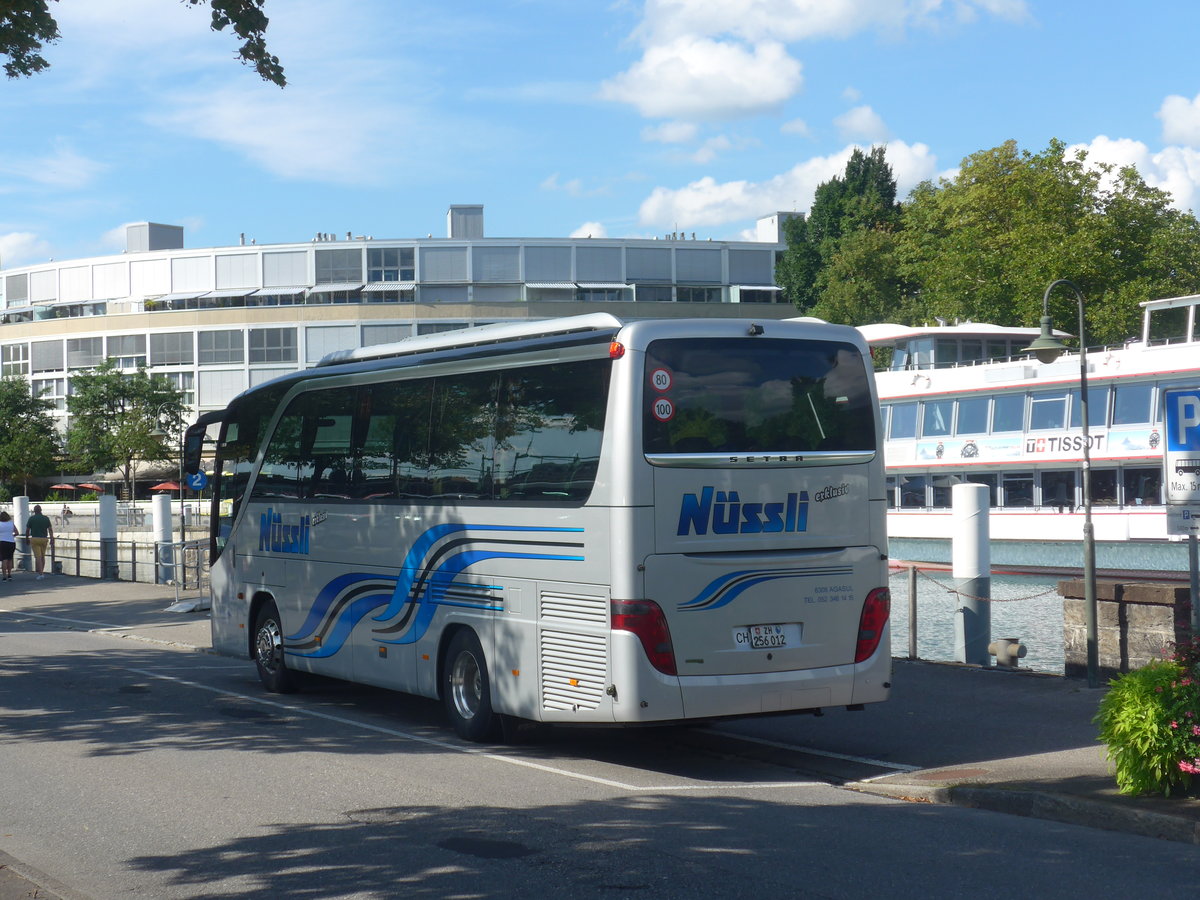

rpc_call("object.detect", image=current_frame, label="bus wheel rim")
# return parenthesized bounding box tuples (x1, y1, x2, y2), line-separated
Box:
(257, 620, 283, 672)
(450, 651, 481, 721)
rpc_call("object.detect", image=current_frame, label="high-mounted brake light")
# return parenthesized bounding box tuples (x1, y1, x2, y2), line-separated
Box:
(855, 587, 890, 663)
(609, 341, 626, 359)
(611, 598, 676, 675)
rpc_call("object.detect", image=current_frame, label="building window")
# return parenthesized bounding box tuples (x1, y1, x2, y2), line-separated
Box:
(676, 286, 721, 303)
(198, 330, 245, 365)
(161, 371, 196, 406)
(249, 327, 297, 363)
(634, 285, 673, 302)
(367, 247, 415, 282)
(1, 343, 29, 377)
(67, 337, 104, 369)
(32, 378, 67, 411)
(150, 332, 195, 366)
(107, 334, 147, 368)
(31, 340, 63, 373)
(315, 248, 363, 284)
(576, 287, 628, 303)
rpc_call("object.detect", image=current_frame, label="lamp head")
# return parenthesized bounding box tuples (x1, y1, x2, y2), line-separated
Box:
(1020, 314, 1069, 364)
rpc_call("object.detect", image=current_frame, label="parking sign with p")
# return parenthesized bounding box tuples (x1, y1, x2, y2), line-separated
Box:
(1164, 388, 1200, 504)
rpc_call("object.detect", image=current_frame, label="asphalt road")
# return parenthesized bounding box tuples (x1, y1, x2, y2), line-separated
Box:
(2, 611, 1199, 898)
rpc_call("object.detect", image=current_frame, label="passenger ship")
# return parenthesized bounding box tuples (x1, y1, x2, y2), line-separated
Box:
(861, 293, 1200, 579)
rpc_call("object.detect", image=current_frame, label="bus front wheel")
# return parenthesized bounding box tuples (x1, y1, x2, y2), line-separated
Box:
(443, 629, 499, 742)
(254, 600, 297, 694)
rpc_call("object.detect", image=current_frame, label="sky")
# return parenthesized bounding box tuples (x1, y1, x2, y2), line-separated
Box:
(4, 0, 1200, 268)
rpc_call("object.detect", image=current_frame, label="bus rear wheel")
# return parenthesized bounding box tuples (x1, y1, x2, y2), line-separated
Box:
(254, 600, 297, 693)
(443, 629, 499, 742)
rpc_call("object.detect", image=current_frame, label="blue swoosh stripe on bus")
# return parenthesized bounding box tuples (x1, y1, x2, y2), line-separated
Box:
(378, 549, 585, 645)
(287, 591, 394, 658)
(373, 524, 584, 622)
(287, 572, 397, 641)
(680, 565, 855, 611)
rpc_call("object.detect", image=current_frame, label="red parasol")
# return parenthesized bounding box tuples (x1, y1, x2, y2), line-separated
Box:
(78, 483, 105, 491)
(50, 483, 76, 490)
(151, 481, 180, 491)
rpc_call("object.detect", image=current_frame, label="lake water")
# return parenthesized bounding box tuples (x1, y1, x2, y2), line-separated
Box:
(887, 568, 1066, 674)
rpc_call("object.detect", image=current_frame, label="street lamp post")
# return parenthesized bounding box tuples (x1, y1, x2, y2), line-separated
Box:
(1022, 279, 1099, 688)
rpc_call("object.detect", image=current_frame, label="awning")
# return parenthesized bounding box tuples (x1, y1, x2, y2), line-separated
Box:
(307, 282, 364, 293)
(203, 288, 254, 298)
(253, 286, 307, 296)
(525, 282, 577, 289)
(577, 283, 630, 290)
(362, 282, 415, 292)
(2, 305, 33, 314)
(735, 284, 783, 291)
(156, 292, 207, 303)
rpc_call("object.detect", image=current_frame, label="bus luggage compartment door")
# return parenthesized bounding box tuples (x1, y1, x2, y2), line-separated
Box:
(644, 545, 881, 678)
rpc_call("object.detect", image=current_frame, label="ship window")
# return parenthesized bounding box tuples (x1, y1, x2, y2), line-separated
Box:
(1112, 383, 1153, 425)
(1123, 467, 1161, 505)
(886, 475, 897, 507)
(1001, 472, 1033, 507)
(899, 475, 927, 508)
(986, 340, 1009, 361)
(1091, 469, 1118, 505)
(1041, 470, 1075, 510)
(1030, 391, 1068, 430)
(889, 402, 917, 439)
(960, 340, 983, 363)
(964, 473, 997, 506)
(935, 340, 958, 368)
(921, 399, 953, 437)
(931, 473, 961, 508)
(1069, 386, 1109, 428)
(955, 397, 988, 435)
(991, 394, 1025, 432)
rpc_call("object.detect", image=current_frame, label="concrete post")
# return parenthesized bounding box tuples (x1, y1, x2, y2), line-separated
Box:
(13, 496, 30, 572)
(98, 495, 118, 579)
(952, 482, 991, 666)
(152, 493, 174, 583)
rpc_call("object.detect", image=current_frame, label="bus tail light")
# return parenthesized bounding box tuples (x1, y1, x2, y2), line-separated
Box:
(611, 599, 677, 675)
(609, 340, 626, 359)
(855, 587, 890, 663)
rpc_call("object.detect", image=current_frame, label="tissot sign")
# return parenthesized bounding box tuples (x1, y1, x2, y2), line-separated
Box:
(1163, 389, 1200, 533)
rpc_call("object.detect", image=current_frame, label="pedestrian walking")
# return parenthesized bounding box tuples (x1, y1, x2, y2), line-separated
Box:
(25, 504, 54, 580)
(0, 511, 16, 581)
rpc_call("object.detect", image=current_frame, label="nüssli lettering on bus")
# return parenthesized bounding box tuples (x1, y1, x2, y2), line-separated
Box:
(677, 487, 809, 536)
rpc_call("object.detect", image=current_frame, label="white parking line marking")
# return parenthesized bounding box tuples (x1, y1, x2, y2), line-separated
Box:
(707, 727, 921, 773)
(128, 668, 829, 793)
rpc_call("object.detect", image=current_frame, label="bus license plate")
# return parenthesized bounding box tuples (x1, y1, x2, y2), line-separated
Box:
(734, 623, 801, 650)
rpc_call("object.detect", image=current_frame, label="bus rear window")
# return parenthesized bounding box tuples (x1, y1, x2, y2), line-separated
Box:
(642, 337, 875, 454)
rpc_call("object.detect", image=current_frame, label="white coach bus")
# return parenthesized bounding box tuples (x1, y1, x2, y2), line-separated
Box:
(187, 313, 891, 741)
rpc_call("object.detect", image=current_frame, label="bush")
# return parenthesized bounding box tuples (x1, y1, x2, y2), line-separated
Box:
(1095, 657, 1200, 796)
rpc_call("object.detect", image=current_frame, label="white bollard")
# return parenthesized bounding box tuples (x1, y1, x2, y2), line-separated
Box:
(13, 496, 30, 571)
(98, 495, 118, 579)
(151, 494, 174, 583)
(952, 482, 991, 666)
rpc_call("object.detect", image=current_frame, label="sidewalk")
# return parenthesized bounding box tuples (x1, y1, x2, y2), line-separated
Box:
(1, 573, 1199, 845)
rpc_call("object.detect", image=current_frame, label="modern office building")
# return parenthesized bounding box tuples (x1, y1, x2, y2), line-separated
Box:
(0, 205, 796, 433)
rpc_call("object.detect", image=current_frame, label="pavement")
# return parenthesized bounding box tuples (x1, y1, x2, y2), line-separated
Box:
(0, 571, 1197, 885)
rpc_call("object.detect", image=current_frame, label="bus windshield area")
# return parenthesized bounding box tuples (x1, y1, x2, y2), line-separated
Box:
(642, 337, 876, 454)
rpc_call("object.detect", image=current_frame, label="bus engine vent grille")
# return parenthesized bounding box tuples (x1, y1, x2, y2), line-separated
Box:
(540, 630, 606, 711)
(539, 590, 607, 625)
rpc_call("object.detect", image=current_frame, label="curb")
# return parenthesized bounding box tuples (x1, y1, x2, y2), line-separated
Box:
(847, 780, 1200, 845)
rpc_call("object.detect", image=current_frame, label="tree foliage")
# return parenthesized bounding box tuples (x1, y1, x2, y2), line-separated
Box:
(1, 0, 285, 85)
(65, 364, 186, 498)
(776, 146, 900, 313)
(0, 377, 60, 495)
(779, 139, 1200, 342)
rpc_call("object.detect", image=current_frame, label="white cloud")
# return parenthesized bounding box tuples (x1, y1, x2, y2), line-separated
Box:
(636, 140, 938, 228)
(1068, 135, 1200, 214)
(643, 121, 700, 143)
(0, 144, 105, 191)
(0, 232, 52, 268)
(780, 118, 811, 136)
(1159, 93, 1200, 148)
(600, 37, 801, 120)
(570, 221, 608, 238)
(835, 105, 890, 142)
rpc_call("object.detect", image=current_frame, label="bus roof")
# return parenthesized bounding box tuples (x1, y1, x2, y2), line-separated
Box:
(316, 312, 625, 367)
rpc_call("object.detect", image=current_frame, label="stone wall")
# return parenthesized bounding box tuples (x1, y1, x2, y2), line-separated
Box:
(1058, 580, 1192, 680)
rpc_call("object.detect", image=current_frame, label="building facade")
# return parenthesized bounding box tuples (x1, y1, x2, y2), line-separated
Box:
(0, 206, 796, 431)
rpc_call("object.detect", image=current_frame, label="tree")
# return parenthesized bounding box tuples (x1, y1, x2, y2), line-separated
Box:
(897, 139, 1200, 343)
(0, 377, 60, 497)
(777, 146, 900, 313)
(810, 227, 911, 327)
(65, 364, 186, 499)
(1, 0, 285, 85)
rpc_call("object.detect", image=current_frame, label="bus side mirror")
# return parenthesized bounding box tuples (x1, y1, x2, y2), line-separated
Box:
(183, 424, 207, 475)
